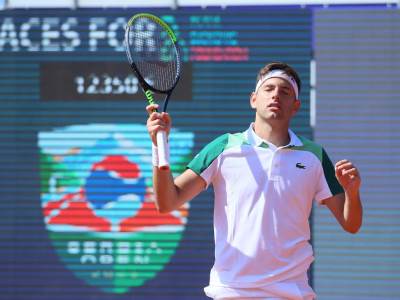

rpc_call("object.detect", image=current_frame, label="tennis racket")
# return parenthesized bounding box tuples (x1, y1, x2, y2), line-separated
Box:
(124, 13, 181, 170)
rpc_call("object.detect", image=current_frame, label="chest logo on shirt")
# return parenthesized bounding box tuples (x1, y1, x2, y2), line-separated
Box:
(296, 162, 306, 169)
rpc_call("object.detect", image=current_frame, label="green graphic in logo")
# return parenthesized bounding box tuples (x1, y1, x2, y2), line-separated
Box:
(38, 124, 194, 294)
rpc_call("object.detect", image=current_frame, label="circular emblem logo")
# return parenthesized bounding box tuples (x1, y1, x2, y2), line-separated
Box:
(38, 124, 194, 294)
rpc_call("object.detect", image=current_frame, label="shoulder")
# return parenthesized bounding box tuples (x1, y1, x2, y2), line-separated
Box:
(198, 131, 248, 156)
(202, 133, 230, 153)
(188, 132, 248, 174)
(292, 136, 325, 162)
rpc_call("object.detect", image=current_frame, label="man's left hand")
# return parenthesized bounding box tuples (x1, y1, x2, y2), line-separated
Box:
(335, 160, 361, 195)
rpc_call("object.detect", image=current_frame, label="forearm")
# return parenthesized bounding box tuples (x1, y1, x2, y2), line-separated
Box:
(343, 189, 363, 233)
(146, 106, 195, 213)
(153, 167, 179, 214)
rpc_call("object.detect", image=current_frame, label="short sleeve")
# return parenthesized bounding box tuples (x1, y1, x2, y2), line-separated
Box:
(187, 134, 229, 188)
(315, 148, 344, 204)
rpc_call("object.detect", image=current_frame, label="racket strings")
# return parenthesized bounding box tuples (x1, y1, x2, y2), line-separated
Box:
(126, 17, 179, 92)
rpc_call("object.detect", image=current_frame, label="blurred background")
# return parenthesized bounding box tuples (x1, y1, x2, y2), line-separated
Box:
(0, 0, 399, 299)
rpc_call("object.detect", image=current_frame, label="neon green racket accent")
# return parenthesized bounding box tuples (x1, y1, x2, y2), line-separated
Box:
(144, 90, 155, 105)
(127, 13, 177, 43)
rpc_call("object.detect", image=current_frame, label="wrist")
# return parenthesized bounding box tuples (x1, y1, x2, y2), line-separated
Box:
(345, 188, 360, 199)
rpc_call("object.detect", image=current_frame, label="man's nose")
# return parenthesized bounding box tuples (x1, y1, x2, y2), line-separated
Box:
(271, 89, 280, 100)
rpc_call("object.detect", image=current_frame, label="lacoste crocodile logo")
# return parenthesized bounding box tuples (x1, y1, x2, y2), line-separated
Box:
(296, 163, 306, 169)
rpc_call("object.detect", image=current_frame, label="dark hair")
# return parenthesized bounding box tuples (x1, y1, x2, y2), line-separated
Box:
(256, 62, 301, 94)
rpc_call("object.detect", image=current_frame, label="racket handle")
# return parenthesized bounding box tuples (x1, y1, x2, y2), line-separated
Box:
(156, 130, 170, 170)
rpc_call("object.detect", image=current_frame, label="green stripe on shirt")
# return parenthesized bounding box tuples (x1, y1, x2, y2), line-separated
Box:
(321, 148, 344, 196)
(188, 133, 230, 175)
(187, 133, 248, 175)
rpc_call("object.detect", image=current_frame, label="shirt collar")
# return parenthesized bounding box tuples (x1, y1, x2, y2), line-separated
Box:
(245, 123, 303, 148)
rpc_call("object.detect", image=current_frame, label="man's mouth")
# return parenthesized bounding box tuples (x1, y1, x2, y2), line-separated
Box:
(268, 103, 281, 110)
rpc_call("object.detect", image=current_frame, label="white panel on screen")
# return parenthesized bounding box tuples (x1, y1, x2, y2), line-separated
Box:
(179, 0, 397, 6)
(6, 0, 400, 8)
(78, 0, 172, 7)
(8, 0, 74, 7)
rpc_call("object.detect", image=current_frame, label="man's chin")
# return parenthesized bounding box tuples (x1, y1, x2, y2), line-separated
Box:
(259, 114, 289, 126)
(267, 112, 282, 120)
(257, 111, 284, 123)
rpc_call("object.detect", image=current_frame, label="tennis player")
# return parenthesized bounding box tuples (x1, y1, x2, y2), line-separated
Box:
(146, 62, 363, 300)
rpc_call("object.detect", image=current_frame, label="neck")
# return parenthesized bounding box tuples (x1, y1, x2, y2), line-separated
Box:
(253, 119, 290, 147)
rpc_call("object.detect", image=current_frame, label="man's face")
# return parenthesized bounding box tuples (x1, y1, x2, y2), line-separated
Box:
(250, 77, 300, 123)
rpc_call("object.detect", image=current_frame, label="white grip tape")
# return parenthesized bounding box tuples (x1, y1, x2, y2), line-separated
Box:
(156, 130, 170, 169)
(152, 143, 159, 167)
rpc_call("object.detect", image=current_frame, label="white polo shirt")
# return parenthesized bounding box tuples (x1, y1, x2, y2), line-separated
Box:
(187, 124, 343, 299)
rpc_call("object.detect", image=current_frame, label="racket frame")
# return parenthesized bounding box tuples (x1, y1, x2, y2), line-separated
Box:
(124, 13, 182, 169)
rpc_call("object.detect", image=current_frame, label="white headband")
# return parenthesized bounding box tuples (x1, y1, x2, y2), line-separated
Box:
(255, 69, 299, 99)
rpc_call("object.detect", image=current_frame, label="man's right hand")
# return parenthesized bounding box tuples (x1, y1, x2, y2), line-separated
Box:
(146, 104, 172, 146)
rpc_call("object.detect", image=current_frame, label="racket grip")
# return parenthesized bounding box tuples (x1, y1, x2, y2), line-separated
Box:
(156, 130, 170, 170)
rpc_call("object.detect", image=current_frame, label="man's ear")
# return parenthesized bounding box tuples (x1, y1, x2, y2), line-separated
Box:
(291, 99, 301, 116)
(250, 92, 257, 109)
